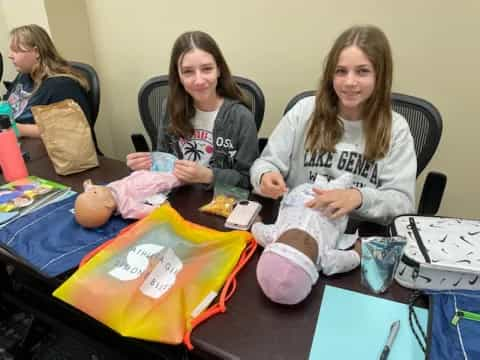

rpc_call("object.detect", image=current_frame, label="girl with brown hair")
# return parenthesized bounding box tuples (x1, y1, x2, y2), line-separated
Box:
(251, 25, 416, 224)
(127, 31, 258, 189)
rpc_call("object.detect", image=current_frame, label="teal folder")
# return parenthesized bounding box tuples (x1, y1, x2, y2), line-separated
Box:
(309, 285, 428, 360)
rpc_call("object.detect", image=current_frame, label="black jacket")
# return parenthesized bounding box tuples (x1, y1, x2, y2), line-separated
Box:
(5, 73, 91, 124)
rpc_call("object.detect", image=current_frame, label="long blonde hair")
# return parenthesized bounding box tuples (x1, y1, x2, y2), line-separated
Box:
(306, 25, 393, 160)
(10, 24, 89, 93)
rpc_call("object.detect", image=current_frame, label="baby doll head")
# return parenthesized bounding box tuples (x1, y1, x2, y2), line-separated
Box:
(256, 229, 319, 305)
(74, 179, 117, 228)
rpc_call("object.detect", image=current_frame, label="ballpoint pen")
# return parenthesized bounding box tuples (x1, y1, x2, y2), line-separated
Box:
(379, 320, 400, 360)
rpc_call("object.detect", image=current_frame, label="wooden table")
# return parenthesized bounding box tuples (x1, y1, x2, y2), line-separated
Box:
(1, 139, 420, 360)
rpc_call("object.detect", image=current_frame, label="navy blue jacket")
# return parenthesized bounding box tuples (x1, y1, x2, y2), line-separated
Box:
(5, 73, 91, 124)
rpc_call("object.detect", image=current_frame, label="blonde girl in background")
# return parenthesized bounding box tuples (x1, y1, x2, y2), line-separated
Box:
(5, 24, 90, 138)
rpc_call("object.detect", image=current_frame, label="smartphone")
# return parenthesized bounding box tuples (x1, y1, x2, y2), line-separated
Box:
(131, 134, 151, 152)
(225, 200, 262, 231)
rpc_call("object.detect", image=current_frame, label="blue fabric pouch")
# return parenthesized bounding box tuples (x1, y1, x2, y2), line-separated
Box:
(426, 290, 480, 360)
(0, 195, 130, 277)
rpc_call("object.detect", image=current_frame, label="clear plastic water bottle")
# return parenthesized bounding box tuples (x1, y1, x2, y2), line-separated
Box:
(0, 101, 19, 138)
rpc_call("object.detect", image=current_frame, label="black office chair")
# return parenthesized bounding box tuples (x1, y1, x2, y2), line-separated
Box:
(131, 75, 265, 151)
(0, 52, 3, 84)
(0, 52, 13, 93)
(282, 90, 446, 215)
(70, 61, 102, 155)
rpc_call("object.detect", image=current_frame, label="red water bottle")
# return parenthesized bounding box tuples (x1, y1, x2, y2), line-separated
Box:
(0, 115, 28, 181)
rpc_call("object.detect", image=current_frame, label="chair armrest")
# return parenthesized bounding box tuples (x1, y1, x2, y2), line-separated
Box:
(131, 133, 151, 152)
(258, 137, 268, 153)
(3, 80, 13, 93)
(417, 171, 447, 216)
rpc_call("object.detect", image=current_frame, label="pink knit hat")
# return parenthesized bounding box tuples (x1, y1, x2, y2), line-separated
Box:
(256, 242, 318, 305)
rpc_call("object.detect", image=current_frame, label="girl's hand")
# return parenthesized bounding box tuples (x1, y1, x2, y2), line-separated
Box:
(174, 160, 213, 184)
(259, 171, 288, 199)
(305, 188, 362, 219)
(126, 152, 152, 170)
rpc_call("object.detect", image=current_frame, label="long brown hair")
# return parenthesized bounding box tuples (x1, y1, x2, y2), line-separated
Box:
(10, 24, 89, 93)
(167, 31, 247, 138)
(306, 25, 393, 160)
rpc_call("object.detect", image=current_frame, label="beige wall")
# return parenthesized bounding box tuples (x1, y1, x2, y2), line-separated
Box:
(1, 1, 479, 219)
(0, 1, 13, 81)
(44, 0, 95, 64)
(0, 0, 49, 30)
(43, 0, 114, 155)
(0, 0, 50, 80)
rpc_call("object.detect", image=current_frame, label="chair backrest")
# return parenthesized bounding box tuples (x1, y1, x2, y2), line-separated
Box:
(282, 91, 443, 177)
(69, 61, 102, 154)
(232, 75, 265, 132)
(137, 75, 168, 149)
(138, 75, 265, 148)
(69, 61, 100, 126)
(391, 93, 442, 176)
(283, 90, 316, 115)
(0, 52, 3, 83)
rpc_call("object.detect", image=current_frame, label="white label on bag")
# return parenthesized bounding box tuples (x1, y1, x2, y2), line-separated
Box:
(140, 247, 183, 299)
(109, 244, 165, 281)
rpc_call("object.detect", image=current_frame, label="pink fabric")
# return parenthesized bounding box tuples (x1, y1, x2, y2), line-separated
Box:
(256, 251, 313, 305)
(107, 170, 181, 219)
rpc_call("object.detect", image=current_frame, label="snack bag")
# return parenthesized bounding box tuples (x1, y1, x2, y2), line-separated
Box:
(199, 183, 249, 218)
(360, 236, 406, 294)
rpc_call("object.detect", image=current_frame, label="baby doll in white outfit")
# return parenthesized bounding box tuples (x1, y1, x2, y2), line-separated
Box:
(252, 173, 360, 305)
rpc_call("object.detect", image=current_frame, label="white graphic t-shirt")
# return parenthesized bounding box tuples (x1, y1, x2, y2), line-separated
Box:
(179, 108, 217, 166)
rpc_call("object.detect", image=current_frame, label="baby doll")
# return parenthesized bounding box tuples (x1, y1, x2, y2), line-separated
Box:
(252, 173, 360, 305)
(74, 170, 181, 228)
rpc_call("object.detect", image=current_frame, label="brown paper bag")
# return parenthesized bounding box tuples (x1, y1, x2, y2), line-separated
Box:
(32, 99, 99, 175)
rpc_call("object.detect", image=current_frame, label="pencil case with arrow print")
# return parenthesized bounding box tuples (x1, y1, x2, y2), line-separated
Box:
(392, 215, 480, 290)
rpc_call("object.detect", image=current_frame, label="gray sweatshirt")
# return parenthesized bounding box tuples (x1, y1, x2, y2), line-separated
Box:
(250, 96, 417, 224)
(157, 98, 258, 189)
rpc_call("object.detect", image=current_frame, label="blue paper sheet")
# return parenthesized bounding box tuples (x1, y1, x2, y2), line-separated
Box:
(309, 286, 428, 360)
